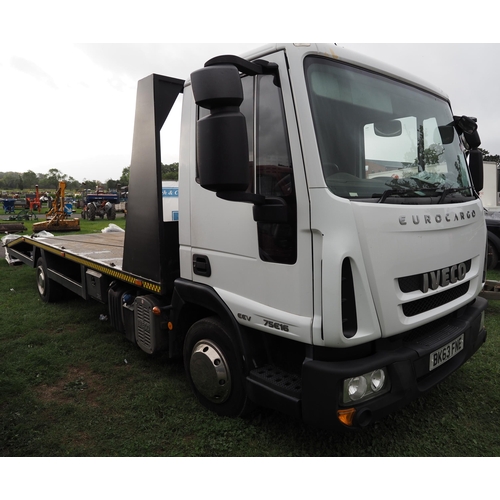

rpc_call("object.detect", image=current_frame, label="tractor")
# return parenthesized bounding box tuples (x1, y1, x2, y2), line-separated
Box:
(81, 193, 118, 221)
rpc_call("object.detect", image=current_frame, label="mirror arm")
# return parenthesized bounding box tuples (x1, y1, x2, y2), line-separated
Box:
(205, 55, 280, 87)
(216, 192, 288, 223)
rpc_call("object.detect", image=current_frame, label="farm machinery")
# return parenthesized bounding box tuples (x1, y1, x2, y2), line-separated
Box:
(2, 186, 42, 221)
(32, 181, 80, 232)
(81, 192, 118, 221)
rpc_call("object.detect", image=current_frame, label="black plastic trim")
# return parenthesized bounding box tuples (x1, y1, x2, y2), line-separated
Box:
(301, 297, 487, 430)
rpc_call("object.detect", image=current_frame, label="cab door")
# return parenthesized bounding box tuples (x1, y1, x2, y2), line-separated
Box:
(187, 50, 313, 344)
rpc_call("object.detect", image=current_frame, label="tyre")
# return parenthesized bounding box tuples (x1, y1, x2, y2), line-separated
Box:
(36, 257, 63, 303)
(87, 203, 96, 221)
(183, 316, 252, 417)
(106, 205, 116, 220)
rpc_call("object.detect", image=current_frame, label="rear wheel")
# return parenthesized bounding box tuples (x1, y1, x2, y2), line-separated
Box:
(183, 316, 252, 417)
(36, 257, 63, 302)
(87, 203, 96, 221)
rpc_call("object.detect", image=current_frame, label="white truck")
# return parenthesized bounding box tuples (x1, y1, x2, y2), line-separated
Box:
(480, 161, 499, 209)
(6, 43, 487, 430)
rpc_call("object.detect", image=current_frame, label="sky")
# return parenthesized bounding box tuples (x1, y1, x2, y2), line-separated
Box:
(1, 2, 499, 185)
(2, 42, 499, 184)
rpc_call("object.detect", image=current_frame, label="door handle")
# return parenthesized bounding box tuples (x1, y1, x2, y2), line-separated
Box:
(193, 254, 212, 277)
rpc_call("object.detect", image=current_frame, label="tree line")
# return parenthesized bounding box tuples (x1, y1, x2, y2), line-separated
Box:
(482, 149, 500, 165)
(1, 152, 498, 193)
(0, 163, 179, 193)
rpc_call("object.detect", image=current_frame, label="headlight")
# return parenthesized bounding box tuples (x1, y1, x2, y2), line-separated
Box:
(343, 368, 389, 404)
(347, 376, 367, 401)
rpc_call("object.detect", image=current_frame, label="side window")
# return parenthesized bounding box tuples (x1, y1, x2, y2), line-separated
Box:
(256, 76, 293, 198)
(240, 76, 254, 187)
(255, 75, 296, 264)
(199, 73, 297, 264)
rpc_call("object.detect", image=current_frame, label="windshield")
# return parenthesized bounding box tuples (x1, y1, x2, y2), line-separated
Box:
(305, 56, 472, 203)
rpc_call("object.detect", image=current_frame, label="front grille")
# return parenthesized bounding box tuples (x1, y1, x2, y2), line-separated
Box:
(399, 259, 471, 293)
(402, 282, 470, 317)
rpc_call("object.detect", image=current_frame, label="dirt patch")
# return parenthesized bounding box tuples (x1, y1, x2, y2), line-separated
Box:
(35, 365, 105, 407)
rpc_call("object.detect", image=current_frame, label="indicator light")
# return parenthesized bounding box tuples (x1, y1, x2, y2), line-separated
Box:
(337, 408, 356, 426)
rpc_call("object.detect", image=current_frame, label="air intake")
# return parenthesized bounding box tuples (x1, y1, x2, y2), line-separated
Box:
(341, 258, 358, 338)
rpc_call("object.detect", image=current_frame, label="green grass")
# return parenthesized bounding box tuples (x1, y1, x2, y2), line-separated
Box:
(1, 209, 126, 236)
(1, 237, 500, 456)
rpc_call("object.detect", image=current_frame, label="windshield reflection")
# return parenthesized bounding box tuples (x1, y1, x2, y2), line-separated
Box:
(305, 57, 471, 202)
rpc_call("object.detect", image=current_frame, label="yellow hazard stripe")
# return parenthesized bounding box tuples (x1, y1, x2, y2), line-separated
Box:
(20, 237, 162, 294)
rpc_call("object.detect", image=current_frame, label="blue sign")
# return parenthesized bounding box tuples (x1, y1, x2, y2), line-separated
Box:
(162, 187, 179, 198)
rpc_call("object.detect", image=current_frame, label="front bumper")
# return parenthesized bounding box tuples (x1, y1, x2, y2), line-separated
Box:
(301, 297, 488, 430)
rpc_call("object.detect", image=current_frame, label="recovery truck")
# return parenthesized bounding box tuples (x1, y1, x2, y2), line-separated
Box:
(6, 43, 488, 430)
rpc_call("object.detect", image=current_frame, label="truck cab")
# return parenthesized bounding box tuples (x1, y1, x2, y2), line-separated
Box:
(176, 43, 487, 428)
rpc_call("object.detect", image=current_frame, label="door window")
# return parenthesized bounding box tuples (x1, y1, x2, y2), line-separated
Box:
(242, 74, 296, 264)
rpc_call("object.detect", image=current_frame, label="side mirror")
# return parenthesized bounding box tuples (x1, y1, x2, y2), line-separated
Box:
(190, 56, 286, 223)
(190, 64, 249, 193)
(468, 149, 484, 192)
(453, 115, 481, 149)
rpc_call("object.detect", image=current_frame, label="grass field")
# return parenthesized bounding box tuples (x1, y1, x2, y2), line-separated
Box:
(1, 213, 500, 457)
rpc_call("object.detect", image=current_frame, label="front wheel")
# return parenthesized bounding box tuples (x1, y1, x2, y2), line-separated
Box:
(183, 317, 252, 417)
(36, 257, 63, 302)
(87, 203, 96, 221)
(106, 205, 116, 220)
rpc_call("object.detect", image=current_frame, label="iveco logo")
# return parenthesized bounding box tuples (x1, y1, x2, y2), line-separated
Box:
(422, 262, 467, 293)
(399, 210, 476, 226)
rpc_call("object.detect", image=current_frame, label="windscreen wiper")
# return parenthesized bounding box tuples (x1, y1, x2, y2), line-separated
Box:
(377, 188, 436, 204)
(437, 186, 474, 204)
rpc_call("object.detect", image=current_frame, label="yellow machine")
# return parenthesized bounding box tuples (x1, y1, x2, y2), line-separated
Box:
(32, 181, 80, 232)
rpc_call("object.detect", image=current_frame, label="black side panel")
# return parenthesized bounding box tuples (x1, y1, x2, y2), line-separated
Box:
(172, 278, 241, 336)
(123, 74, 184, 289)
(162, 221, 180, 297)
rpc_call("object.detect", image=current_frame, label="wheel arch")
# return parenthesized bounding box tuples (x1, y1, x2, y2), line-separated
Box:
(31, 246, 43, 268)
(171, 279, 252, 371)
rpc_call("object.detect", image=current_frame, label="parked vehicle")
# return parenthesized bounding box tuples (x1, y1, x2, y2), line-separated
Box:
(81, 193, 118, 220)
(485, 211, 500, 269)
(6, 43, 487, 430)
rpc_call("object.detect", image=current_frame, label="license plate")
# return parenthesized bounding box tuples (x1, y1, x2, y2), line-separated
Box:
(429, 334, 464, 371)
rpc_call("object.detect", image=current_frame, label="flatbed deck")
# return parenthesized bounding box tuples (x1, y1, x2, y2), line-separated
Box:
(8, 232, 125, 268)
(6, 231, 164, 295)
